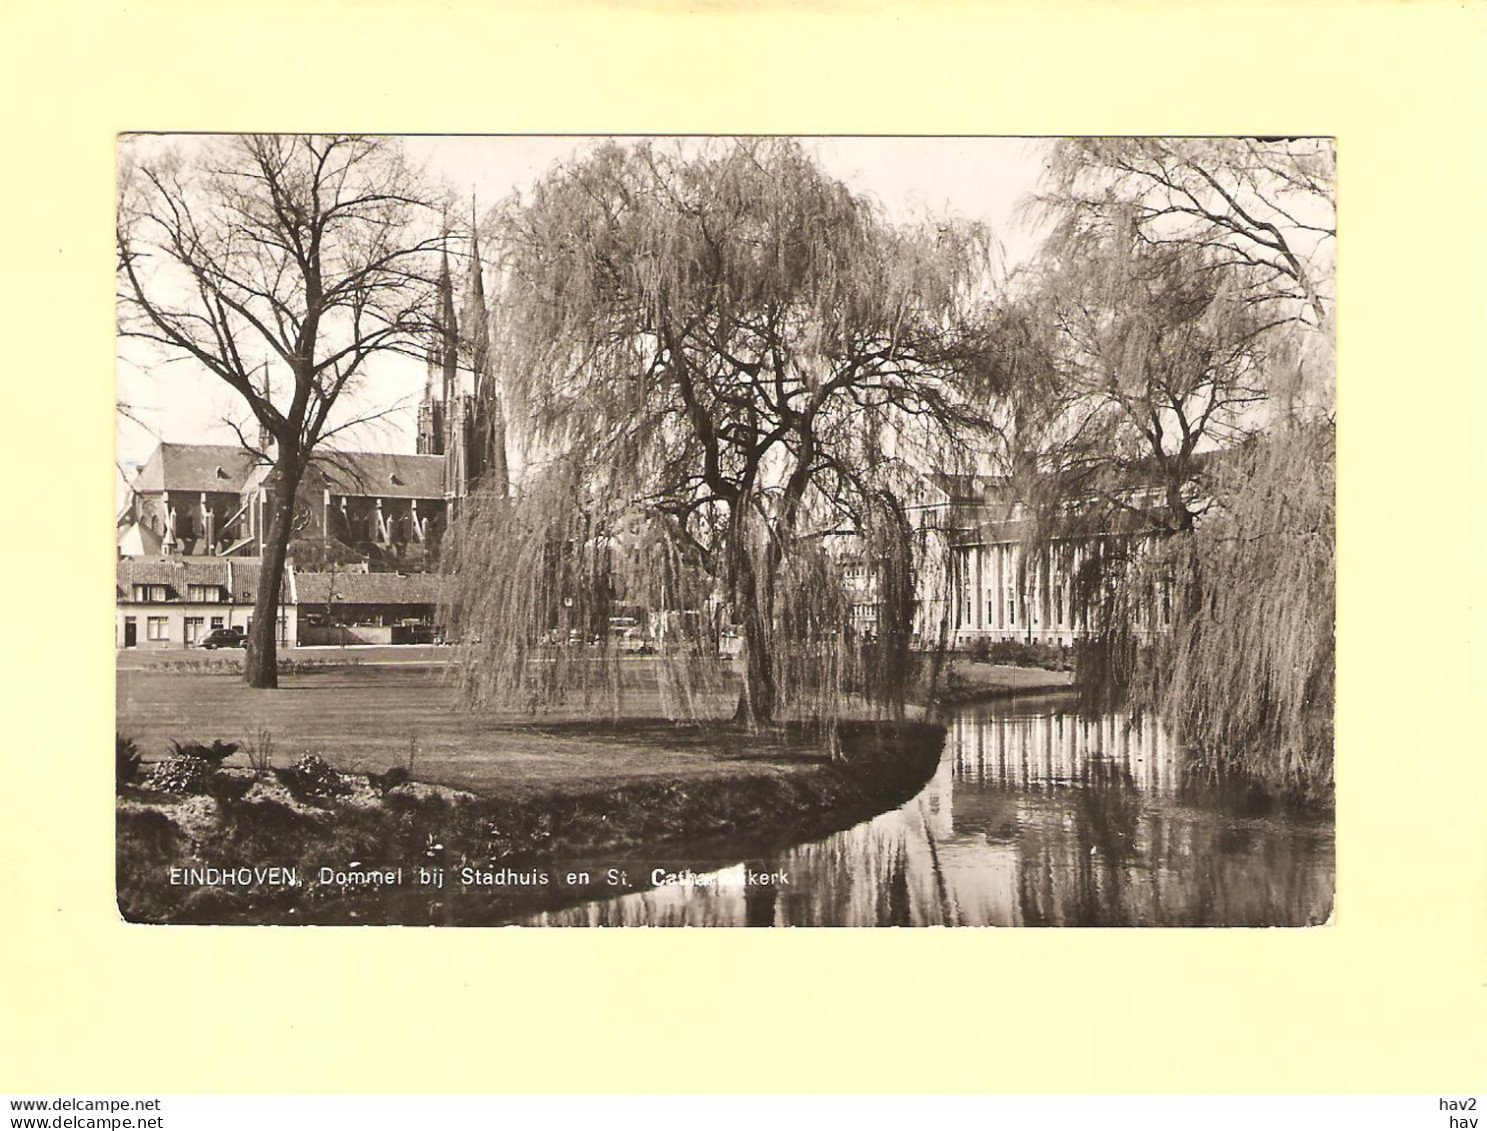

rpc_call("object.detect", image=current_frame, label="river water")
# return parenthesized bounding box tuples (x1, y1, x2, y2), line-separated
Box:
(525, 694, 1335, 927)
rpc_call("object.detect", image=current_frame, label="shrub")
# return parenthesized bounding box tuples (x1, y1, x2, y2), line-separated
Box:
(960, 638, 1073, 671)
(170, 739, 240, 765)
(243, 727, 275, 774)
(116, 733, 142, 790)
(276, 657, 362, 674)
(367, 765, 410, 797)
(151, 657, 360, 676)
(277, 753, 351, 802)
(941, 666, 972, 696)
(145, 755, 219, 794)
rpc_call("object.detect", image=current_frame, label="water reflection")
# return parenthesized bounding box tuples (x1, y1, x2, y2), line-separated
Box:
(525, 695, 1335, 927)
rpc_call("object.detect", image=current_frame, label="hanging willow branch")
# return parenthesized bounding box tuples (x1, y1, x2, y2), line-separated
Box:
(445, 138, 1012, 745)
(1003, 138, 1336, 798)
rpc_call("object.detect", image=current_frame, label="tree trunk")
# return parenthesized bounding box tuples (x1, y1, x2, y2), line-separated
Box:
(875, 500, 916, 721)
(733, 573, 777, 728)
(243, 457, 305, 689)
(730, 522, 778, 728)
(1165, 476, 1195, 534)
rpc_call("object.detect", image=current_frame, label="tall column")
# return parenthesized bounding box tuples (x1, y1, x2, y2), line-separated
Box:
(998, 544, 1008, 630)
(972, 544, 983, 629)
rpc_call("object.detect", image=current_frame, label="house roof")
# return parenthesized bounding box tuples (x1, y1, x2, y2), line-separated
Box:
(294, 570, 448, 606)
(117, 557, 230, 598)
(964, 508, 1164, 547)
(131, 443, 261, 495)
(227, 559, 292, 604)
(916, 472, 1011, 508)
(115, 557, 291, 603)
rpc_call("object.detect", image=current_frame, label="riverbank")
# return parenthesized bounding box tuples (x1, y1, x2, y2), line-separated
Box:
(116, 718, 946, 924)
(927, 659, 1077, 704)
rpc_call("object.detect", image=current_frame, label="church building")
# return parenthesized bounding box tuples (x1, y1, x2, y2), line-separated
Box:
(116, 228, 509, 649)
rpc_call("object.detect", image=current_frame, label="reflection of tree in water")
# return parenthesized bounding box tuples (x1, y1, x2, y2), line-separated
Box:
(1069, 755, 1142, 925)
(526, 703, 1331, 927)
(1012, 795, 1332, 927)
(786, 816, 931, 926)
(961, 704, 1333, 927)
(743, 861, 778, 928)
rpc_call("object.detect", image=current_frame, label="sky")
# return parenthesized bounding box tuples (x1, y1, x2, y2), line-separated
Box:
(115, 135, 1055, 480)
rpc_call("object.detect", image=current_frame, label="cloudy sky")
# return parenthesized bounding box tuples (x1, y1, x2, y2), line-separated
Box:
(116, 135, 1054, 478)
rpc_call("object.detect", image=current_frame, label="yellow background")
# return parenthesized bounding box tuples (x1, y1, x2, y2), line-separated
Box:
(2, 0, 1484, 1094)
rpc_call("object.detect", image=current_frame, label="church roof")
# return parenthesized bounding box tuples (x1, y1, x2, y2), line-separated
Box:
(310, 451, 445, 500)
(240, 450, 446, 500)
(131, 443, 260, 494)
(131, 440, 446, 502)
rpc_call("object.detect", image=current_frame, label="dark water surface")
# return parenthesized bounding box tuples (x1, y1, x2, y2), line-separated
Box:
(525, 694, 1335, 927)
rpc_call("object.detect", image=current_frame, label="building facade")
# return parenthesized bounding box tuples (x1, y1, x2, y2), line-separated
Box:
(116, 557, 446, 651)
(846, 473, 1173, 651)
(293, 569, 448, 646)
(944, 526, 1166, 649)
(116, 557, 292, 651)
(117, 443, 450, 566)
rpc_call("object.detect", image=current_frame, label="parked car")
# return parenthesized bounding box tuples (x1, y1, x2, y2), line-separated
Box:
(200, 627, 247, 650)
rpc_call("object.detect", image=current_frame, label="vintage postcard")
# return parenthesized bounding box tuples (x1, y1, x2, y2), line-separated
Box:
(114, 134, 1335, 927)
(3, 0, 1483, 1107)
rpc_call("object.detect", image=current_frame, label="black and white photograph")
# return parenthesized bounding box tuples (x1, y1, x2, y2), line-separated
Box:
(114, 134, 1336, 927)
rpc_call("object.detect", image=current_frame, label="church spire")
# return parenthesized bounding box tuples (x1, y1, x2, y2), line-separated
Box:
(462, 201, 488, 399)
(463, 199, 508, 500)
(257, 354, 273, 456)
(439, 238, 457, 407)
(417, 229, 455, 457)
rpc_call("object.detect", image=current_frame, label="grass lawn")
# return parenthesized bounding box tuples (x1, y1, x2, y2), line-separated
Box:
(116, 661, 827, 800)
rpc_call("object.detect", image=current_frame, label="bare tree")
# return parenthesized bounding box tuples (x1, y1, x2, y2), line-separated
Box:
(117, 134, 442, 687)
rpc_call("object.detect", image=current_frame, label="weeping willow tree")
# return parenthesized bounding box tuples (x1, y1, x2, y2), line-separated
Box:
(1010, 229, 1274, 534)
(446, 139, 1006, 738)
(1034, 138, 1335, 341)
(1014, 137, 1336, 798)
(1139, 422, 1334, 796)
